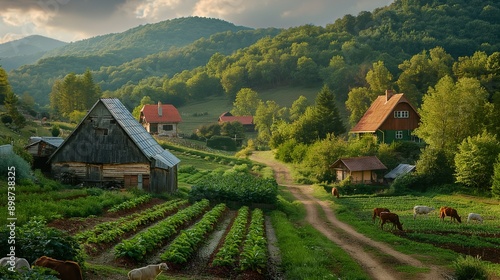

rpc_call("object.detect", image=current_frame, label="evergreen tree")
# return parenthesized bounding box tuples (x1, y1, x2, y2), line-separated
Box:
(0, 67, 10, 104)
(492, 154, 500, 198)
(1, 67, 25, 128)
(314, 85, 346, 138)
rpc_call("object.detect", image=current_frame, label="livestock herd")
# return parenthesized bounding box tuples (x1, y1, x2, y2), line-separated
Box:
(0, 255, 167, 280)
(371, 205, 484, 231)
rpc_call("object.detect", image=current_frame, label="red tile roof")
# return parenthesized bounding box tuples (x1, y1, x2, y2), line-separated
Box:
(141, 104, 182, 123)
(218, 112, 253, 125)
(350, 92, 418, 133)
(331, 156, 387, 171)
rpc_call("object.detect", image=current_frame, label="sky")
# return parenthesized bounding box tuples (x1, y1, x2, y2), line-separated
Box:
(0, 0, 393, 44)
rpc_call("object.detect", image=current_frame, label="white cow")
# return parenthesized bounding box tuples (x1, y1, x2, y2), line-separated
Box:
(413, 205, 435, 219)
(128, 263, 169, 280)
(467, 213, 483, 223)
(0, 257, 30, 272)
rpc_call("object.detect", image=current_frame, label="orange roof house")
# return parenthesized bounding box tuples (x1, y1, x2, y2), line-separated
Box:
(330, 156, 387, 184)
(140, 102, 182, 137)
(218, 112, 254, 131)
(350, 90, 420, 143)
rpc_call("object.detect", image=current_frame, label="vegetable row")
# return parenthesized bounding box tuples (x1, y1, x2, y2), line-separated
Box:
(114, 199, 210, 261)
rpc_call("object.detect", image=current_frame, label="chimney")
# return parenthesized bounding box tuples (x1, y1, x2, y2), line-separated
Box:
(385, 90, 395, 101)
(158, 101, 162, 116)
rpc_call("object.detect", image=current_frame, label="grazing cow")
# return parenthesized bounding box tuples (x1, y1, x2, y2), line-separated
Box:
(331, 187, 339, 198)
(467, 213, 483, 223)
(372, 208, 390, 223)
(413, 205, 435, 219)
(0, 257, 30, 272)
(380, 212, 403, 231)
(439, 206, 462, 223)
(128, 263, 169, 280)
(34, 256, 83, 280)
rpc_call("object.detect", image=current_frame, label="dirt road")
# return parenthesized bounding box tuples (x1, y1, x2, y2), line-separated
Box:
(250, 151, 449, 280)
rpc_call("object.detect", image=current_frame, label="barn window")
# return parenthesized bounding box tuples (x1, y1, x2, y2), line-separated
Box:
(163, 124, 173, 131)
(110, 120, 116, 124)
(395, 131, 403, 139)
(394, 111, 409, 118)
(96, 128, 108, 136)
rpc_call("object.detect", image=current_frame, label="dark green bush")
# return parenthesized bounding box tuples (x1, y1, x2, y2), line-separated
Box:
(0, 152, 32, 181)
(207, 136, 237, 151)
(1, 114, 13, 124)
(0, 217, 84, 267)
(0, 265, 59, 280)
(453, 255, 488, 280)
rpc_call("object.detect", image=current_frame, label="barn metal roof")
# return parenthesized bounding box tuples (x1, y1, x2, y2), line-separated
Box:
(100, 98, 180, 169)
(384, 163, 415, 179)
(330, 156, 387, 172)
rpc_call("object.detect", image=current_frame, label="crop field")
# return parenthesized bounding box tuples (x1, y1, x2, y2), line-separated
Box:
(333, 193, 500, 264)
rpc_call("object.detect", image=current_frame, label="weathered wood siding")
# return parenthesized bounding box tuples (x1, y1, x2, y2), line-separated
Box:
(52, 162, 151, 185)
(50, 102, 148, 164)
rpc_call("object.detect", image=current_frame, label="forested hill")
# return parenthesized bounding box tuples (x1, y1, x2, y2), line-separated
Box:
(106, 0, 500, 110)
(8, 0, 500, 109)
(0, 35, 67, 70)
(7, 17, 262, 105)
(41, 17, 251, 59)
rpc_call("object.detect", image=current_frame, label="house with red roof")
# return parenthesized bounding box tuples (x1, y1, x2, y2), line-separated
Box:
(350, 90, 420, 143)
(330, 156, 387, 184)
(218, 112, 255, 132)
(140, 102, 182, 137)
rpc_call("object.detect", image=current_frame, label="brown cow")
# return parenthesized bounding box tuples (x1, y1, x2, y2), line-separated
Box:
(331, 187, 339, 198)
(34, 256, 83, 280)
(372, 207, 390, 223)
(380, 212, 403, 231)
(440, 206, 462, 223)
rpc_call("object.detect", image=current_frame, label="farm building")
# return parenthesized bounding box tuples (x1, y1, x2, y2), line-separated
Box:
(49, 98, 180, 193)
(218, 112, 255, 132)
(330, 156, 387, 184)
(350, 90, 420, 143)
(139, 101, 182, 137)
(25, 136, 63, 172)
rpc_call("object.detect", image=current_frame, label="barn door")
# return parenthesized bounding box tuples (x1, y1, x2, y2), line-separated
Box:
(86, 164, 103, 182)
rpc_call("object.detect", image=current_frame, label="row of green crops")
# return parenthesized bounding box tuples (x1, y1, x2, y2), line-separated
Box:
(240, 208, 267, 273)
(189, 173, 278, 205)
(161, 203, 227, 263)
(114, 199, 210, 261)
(107, 194, 153, 212)
(334, 194, 500, 249)
(76, 199, 187, 244)
(0, 187, 134, 224)
(211, 206, 250, 267)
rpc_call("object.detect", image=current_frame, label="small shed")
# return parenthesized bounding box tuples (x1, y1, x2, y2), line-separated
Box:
(49, 98, 180, 193)
(25, 137, 63, 172)
(330, 156, 387, 184)
(384, 163, 415, 183)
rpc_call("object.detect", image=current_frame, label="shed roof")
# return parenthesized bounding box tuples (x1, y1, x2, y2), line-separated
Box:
(141, 103, 182, 124)
(350, 91, 419, 133)
(27, 137, 64, 148)
(331, 156, 387, 172)
(384, 163, 415, 179)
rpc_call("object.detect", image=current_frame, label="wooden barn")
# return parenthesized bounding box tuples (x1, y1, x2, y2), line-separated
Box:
(25, 136, 63, 173)
(350, 90, 420, 143)
(48, 98, 180, 193)
(330, 156, 387, 184)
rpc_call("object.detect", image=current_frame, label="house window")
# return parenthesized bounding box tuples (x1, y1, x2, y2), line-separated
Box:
(394, 111, 409, 118)
(395, 131, 403, 139)
(163, 124, 173, 131)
